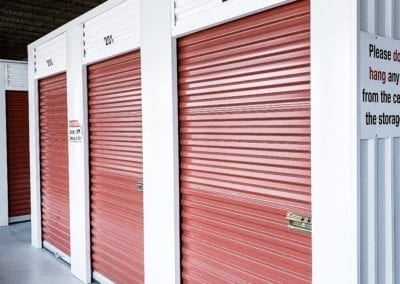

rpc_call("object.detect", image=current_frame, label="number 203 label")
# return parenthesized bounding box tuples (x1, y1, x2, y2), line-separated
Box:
(104, 35, 114, 46)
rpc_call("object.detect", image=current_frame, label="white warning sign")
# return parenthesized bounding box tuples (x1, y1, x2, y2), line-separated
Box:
(69, 120, 83, 143)
(360, 31, 400, 138)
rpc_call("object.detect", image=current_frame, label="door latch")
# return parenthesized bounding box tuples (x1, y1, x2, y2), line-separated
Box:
(137, 180, 143, 192)
(286, 212, 311, 234)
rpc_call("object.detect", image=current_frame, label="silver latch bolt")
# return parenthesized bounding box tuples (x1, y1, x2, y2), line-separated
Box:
(286, 212, 312, 234)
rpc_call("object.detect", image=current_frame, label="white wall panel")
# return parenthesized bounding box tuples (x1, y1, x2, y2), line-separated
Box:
(172, 0, 294, 37)
(0, 62, 8, 227)
(66, 26, 92, 283)
(141, 0, 180, 282)
(311, 0, 359, 282)
(34, 34, 66, 79)
(5, 63, 28, 91)
(360, 0, 400, 282)
(83, 0, 140, 65)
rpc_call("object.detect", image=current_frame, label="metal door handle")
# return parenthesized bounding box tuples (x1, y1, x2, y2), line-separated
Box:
(137, 180, 143, 192)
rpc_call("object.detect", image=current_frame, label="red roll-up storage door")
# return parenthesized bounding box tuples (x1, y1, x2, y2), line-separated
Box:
(39, 72, 70, 256)
(6, 91, 30, 219)
(88, 50, 144, 283)
(178, 1, 311, 282)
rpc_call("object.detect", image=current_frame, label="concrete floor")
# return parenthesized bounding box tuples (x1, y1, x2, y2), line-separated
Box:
(0, 222, 81, 284)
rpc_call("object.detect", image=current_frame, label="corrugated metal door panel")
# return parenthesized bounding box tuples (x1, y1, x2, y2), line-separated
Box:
(6, 91, 30, 218)
(88, 50, 144, 283)
(39, 72, 70, 256)
(178, 0, 311, 282)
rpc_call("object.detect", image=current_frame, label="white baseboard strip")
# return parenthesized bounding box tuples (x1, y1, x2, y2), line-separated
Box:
(42, 240, 71, 264)
(93, 270, 115, 284)
(9, 214, 31, 224)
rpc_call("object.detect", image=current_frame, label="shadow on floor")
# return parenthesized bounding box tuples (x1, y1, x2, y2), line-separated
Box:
(0, 222, 81, 284)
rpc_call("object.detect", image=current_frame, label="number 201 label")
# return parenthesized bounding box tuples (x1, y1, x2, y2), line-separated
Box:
(46, 59, 54, 67)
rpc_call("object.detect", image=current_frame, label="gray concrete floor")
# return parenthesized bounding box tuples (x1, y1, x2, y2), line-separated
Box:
(0, 222, 81, 284)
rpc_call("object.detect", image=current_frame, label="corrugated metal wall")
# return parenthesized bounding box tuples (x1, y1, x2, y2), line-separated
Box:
(360, 1, 400, 282)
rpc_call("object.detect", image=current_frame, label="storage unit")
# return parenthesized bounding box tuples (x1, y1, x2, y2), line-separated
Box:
(88, 50, 143, 283)
(177, 1, 311, 282)
(28, 33, 71, 261)
(141, 0, 357, 282)
(27, 0, 381, 282)
(84, 1, 142, 282)
(0, 60, 29, 226)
